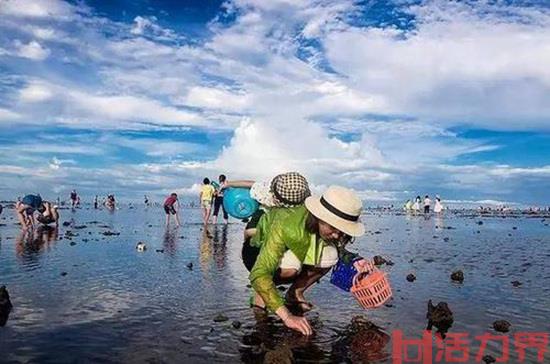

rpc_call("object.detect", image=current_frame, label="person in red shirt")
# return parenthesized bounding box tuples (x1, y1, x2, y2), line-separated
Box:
(164, 193, 181, 227)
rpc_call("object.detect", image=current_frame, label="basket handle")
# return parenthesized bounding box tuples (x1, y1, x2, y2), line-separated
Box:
(352, 271, 371, 288)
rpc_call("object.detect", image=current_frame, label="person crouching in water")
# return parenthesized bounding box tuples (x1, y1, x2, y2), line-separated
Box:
(164, 193, 181, 227)
(15, 194, 59, 229)
(246, 184, 369, 336)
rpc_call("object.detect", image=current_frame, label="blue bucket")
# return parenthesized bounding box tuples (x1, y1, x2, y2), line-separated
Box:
(330, 259, 359, 292)
(223, 187, 259, 219)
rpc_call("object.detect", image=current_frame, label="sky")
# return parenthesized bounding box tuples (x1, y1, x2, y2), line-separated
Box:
(0, 0, 549, 206)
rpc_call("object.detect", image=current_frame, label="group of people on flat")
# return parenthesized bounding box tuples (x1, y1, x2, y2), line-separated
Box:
(404, 195, 444, 214)
(11, 172, 371, 336)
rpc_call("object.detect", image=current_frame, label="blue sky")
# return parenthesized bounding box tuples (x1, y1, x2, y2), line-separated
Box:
(0, 0, 549, 206)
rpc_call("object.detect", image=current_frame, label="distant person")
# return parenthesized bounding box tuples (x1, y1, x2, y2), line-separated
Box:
(413, 196, 421, 213)
(70, 190, 78, 208)
(200, 178, 215, 225)
(93, 195, 98, 209)
(434, 195, 443, 214)
(424, 195, 431, 214)
(105, 194, 116, 210)
(164, 193, 181, 227)
(15, 194, 59, 229)
(212, 174, 229, 224)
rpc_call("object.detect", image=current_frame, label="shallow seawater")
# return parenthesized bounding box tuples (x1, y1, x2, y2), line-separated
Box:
(1, 206, 549, 363)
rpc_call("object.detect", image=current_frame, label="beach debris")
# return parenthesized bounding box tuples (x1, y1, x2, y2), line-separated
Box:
(232, 320, 242, 329)
(0, 285, 13, 327)
(373, 255, 387, 266)
(155, 249, 164, 253)
(187, 262, 193, 270)
(69, 241, 76, 246)
(482, 355, 496, 364)
(61, 272, 68, 276)
(406, 274, 416, 282)
(102, 231, 120, 236)
(62, 221, 71, 227)
(443, 237, 449, 242)
(213, 313, 228, 322)
(510, 280, 522, 287)
(264, 345, 294, 364)
(493, 320, 511, 333)
(512, 227, 517, 230)
(450, 270, 464, 283)
(136, 242, 147, 252)
(477, 221, 483, 225)
(426, 300, 454, 338)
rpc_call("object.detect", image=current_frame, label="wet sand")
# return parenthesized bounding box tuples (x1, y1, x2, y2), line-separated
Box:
(1, 206, 549, 363)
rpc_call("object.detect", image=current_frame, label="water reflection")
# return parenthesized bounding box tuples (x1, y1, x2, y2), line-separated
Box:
(162, 228, 178, 256)
(199, 228, 213, 273)
(212, 225, 228, 269)
(15, 226, 58, 263)
(240, 311, 325, 363)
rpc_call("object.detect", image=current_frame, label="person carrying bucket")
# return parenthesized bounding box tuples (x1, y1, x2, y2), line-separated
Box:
(246, 183, 371, 336)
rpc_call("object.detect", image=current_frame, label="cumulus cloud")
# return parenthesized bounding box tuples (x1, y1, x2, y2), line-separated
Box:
(0, 0, 549, 204)
(14, 40, 50, 60)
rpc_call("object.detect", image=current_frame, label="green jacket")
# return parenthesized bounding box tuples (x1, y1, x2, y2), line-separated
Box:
(249, 205, 314, 312)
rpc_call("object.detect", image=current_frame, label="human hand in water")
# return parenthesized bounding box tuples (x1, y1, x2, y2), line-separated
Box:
(277, 307, 312, 336)
(353, 258, 373, 273)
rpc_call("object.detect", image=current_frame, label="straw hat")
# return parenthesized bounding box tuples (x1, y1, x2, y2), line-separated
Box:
(305, 185, 365, 237)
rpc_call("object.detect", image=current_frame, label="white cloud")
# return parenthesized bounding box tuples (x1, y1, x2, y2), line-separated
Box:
(14, 40, 50, 60)
(19, 81, 53, 102)
(0, 107, 21, 121)
(0, 0, 80, 19)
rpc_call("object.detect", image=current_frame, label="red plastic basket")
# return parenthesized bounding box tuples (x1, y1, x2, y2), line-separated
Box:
(350, 269, 392, 309)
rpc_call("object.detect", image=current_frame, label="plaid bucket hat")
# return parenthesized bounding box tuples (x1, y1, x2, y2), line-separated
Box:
(250, 172, 310, 207)
(270, 172, 310, 207)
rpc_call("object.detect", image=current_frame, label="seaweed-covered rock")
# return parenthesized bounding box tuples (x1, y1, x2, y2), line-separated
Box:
(511, 280, 522, 287)
(451, 270, 464, 283)
(0, 285, 13, 327)
(264, 345, 293, 364)
(493, 320, 511, 333)
(406, 274, 416, 282)
(426, 300, 454, 338)
(213, 314, 229, 322)
(373, 256, 387, 266)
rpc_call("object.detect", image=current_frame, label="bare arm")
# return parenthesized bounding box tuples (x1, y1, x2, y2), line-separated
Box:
(223, 180, 255, 189)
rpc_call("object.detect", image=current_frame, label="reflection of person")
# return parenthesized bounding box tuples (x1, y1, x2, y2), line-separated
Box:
(212, 174, 229, 224)
(15, 194, 59, 229)
(163, 193, 181, 227)
(15, 225, 58, 258)
(199, 178, 215, 225)
(248, 186, 370, 336)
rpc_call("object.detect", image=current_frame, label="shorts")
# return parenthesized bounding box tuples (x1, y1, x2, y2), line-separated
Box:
(201, 200, 212, 209)
(424, 206, 430, 213)
(164, 205, 176, 215)
(278, 244, 339, 272)
(36, 214, 55, 225)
